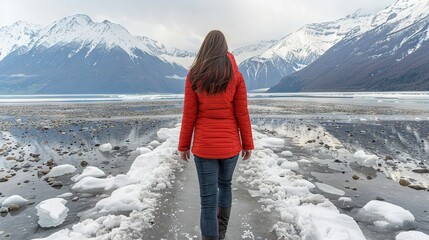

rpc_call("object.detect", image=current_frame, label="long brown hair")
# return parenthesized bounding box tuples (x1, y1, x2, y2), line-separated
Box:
(189, 30, 232, 95)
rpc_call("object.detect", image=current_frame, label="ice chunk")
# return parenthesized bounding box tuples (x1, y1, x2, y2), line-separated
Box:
(72, 175, 138, 194)
(36, 198, 69, 228)
(135, 147, 152, 154)
(72, 166, 105, 182)
(339, 197, 352, 202)
(353, 150, 379, 166)
(149, 140, 161, 148)
(396, 231, 429, 240)
(296, 201, 366, 240)
(1, 195, 28, 207)
(99, 143, 112, 152)
(56, 192, 73, 198)
(281, 151, 293, 157)
(315, 182, 345, 196)
(357, 200, 415, 229)
(45, 164, 76, 178)
(280, 161, 299, 170)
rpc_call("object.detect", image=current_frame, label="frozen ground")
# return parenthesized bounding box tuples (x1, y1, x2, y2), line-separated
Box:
(0, 97, 428, 240)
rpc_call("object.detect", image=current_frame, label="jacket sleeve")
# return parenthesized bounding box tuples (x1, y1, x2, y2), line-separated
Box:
(233, 71, 254, 150)
(178, 77, 198, 151)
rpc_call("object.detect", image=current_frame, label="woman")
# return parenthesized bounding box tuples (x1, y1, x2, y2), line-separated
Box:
(178, 30, 254, 240)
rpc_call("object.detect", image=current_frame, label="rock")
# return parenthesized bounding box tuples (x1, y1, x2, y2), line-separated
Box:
(376, 196, 385, 201)
(46, 159, 55, 167)
(352, 175, 360, 180)
(72, 197, 79, 202)
(412, 169, 429, 174)
(38, 169, 50, 175)
(51, 182, 63, 188)
(0, 177, 8, 182)
(0, 207, 8, 213)
(367, 176, 373, 180)
(408, 184, 427, 190)
(46, 177, 55, 184)
(8, 204, 20, 211)
(334, 159, 342, 163)
(384, 155, 394, 161)
(80, 161, 88, 167)
(112, 146, 120, 151)
(399, 178, 411, 186)
(23, 180, 30, 184)
(6, 156, 16, 161)
(351, 187, 357, 191)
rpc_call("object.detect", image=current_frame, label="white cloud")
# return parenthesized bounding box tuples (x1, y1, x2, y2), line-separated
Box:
(0, 0, 396, 51)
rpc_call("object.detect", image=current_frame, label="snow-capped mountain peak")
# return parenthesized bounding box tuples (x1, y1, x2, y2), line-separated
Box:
(371, 0, 429, 30)
(0, 21, 42, 60)
(231, 39, 278, 64)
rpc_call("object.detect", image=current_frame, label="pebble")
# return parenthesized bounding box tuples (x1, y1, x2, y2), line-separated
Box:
(46, 159, 55, 167)
(399, 178, 411, 186)
(80, 161, 88, 167)
(376, 196, 385, 201)
(352, 175, 360, 180)
(72, 197, 79, 202)
(412, 168, 429, 174)
(0, 177, 8, 182)
(8, 205, 20, 212)
(51, 181, 63, 188)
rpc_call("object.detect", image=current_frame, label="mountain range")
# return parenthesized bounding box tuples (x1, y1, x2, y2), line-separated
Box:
(1, 0, 428, 94)
(268, 0, 429, 92)
(0, 15, 194, 94)
(237, 10, 374, 90)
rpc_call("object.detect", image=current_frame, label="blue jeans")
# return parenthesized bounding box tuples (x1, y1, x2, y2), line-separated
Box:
(194, 154, 239, 238)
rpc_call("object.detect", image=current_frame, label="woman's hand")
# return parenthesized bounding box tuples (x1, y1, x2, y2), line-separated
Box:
(241, 150, 252, 161)
(180, 150, 190, 161)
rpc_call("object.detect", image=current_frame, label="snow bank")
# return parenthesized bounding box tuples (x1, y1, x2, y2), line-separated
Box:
(1, 195, 28, 207)
(36, 198, 69, 228)
(33, 124, 183, 239)
(356, 200, 415, 229)
(396, 231, 429, 240)
(72, 166, 105, 182)
(238, 128, 365, 240)
(45, 164, 76, 178)
(99, 143, 112, 152)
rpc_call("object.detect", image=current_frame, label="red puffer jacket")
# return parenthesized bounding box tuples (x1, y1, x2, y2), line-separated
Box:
(178, 52, 254, 159)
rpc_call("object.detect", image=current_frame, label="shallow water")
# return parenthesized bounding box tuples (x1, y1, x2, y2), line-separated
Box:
(0, 117, 177, 240)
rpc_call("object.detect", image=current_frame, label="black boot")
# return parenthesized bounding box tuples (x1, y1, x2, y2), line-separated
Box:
(202, 236, 218, 240)
(218, 208, 231, 240)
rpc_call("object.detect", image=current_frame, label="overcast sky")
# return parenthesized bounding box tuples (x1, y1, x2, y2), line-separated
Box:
(0, 0, 396, 51)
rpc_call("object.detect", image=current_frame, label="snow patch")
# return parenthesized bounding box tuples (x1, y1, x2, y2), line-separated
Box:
(1, 195, 28, 207)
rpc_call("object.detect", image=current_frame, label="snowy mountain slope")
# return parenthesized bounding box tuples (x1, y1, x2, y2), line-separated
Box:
(231, 40, 278, 65)
(0, 21, 42, 61)
(269, 0, 429, 92)
(238, 11, 374, 90)
(0, 14, 191, 94)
